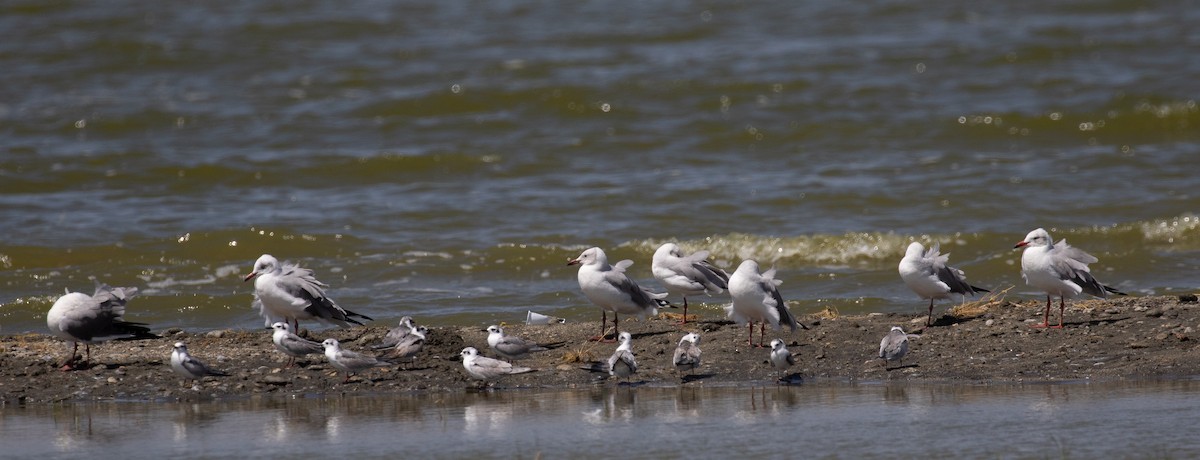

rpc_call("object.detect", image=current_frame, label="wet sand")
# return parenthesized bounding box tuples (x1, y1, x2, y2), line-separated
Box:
(3, 295, 1199, 403)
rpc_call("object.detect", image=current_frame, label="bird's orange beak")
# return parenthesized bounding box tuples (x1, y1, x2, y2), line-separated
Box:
(243, 272, 257, 282)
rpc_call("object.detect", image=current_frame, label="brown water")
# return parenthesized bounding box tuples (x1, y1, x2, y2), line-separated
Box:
(3, 380, 1200, 458)
(0, 2, 1197, 333)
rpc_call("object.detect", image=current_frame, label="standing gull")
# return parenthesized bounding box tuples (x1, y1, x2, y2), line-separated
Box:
(569, 247, 669, 342)
(322, 338, 392, 383)
(878, 326, 911, 369)
(769, 339, 798, 379)
(270, 322, 324, 368)
(170, 342, 230, 381)
(898, 242, 990, 326)
(1015, 228, 1126, 329)
(486, 325, 556, 362)
(726, 259, 807, 347)
(460, 347, 535, 385)
(672, 332, 703, 376)
(378, 325, 427, 369)
(243, 254, 373, 331)
(371, 316, 417, 350)
(46, 281, 153, 370)
(607, 332, 638, 382)
(652, 242, 730, 324)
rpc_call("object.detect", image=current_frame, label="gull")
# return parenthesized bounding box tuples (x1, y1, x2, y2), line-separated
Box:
(46, 281, 153, 370)
(652, 242, 730, 324)
(607, 332, 638, 382)
(321, 338, 391, 383)
(898, 242, 990, 326)
(569, 247, 670, 342)
(878, 326, 911, 369)
(271, 322, 324, 368)
(170, 342, 229, 381)
(672, 332, 702, 376)
(1015, 228, 1126, 329)
(378, 325, 427, 369)
(726, 259, 807, 347)
(486, 325, 559, 362)
(371, 316, 417, 350)
(243, 254, 373, 331)
(460, 347, 535, 385)
(769, 339, 797, 376)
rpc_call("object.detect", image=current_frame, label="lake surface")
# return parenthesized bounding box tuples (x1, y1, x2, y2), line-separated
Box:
(4, 380, 1200, 458)
(1, 1, 1198, 332)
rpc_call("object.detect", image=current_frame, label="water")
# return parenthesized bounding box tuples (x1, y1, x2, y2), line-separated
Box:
(2, 381, 1199, 458)
(1, 2, 1198, 332)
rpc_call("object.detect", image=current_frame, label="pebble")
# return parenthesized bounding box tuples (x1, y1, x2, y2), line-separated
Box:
(106, 377, 118, 384)
(985, 319, 995, 326)
(206, 330, 228, 338)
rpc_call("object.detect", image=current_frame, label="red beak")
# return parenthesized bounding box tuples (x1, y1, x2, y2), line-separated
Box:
(566, 258, 580, 266)
(1013, 241, 1029, 249)
(243, 272, 257, 282)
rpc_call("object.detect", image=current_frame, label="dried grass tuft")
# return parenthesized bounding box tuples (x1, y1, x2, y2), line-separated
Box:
(949, 286, 1013, 319)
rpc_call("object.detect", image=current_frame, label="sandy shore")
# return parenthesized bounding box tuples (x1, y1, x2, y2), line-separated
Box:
(3, 294, 1199, 403)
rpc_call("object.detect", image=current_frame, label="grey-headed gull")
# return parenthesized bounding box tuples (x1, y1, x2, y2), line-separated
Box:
(1015, 228, 1126, 328)
(652, 242, 729, 324)
(321, 338, 391, 383)
(46, 281, 152, 370)
(898, 242, 990, 326)
(371, 316, 417, 350)
(170, 342, 229, 381)
(378, 325, 427, 369)
(672, 332, 702, 376)
(607, 331, 638, 382)
(878, 326, 910, 369)
(568, 247, 669, 342)
(726, 259, 807, 347)
(460, 346, 535, 384)
(486, 325, 558, 362)
(271, 322, 324, 368)
(244, 254, 372, 331)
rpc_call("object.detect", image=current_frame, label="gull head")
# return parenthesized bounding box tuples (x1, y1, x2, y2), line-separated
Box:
(321, 338, 340, 350)
(680, 332, 701, 345)
(770, 339, 785, 352)
(654, 242, 683, 260)
(567, 247, 605, 267)
(904, 242, 925, 258)
(460, 347, 480, 360)
(890, 326, 906, 333)
(244, 254, 279, 282)
(271, 322, 289, 333)
(486, 325, 503, 335)
(173, 342, 188, 352)
(1015, 228, 1051, 249)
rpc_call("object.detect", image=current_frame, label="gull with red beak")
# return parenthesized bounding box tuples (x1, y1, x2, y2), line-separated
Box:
(243, 254, 372, 331)
(1014, 228, 1125, 329)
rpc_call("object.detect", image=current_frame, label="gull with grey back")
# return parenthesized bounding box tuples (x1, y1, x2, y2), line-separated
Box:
(243, 254, 373, 331)
(46, 281, 153, 370)
(1015, 228, 1126, 329)
(652, 242, 729, 325)
(898, 242, 990, 326)
(569, 247, 670, 342)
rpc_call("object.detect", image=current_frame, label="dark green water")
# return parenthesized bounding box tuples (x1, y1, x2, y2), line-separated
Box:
(0, 1, 1197, 332)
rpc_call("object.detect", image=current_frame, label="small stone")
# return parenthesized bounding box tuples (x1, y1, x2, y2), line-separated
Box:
(1146, 309, 1164, 318)
(106, 377, 118, 384)
(1179, 294, 1198, 303)
(985, 319, 995, 326)
(259, 375, 290, 385)
(1105, 308, 1120, 315)
(206, 330, 227, 338)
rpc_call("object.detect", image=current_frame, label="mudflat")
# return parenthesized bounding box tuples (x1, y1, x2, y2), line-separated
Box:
(3, 295, 1198, 403)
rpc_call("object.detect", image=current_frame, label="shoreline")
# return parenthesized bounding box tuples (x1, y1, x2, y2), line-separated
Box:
(3, 295, 1199, 404)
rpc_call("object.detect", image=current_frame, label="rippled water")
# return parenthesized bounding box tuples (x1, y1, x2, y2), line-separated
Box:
(4, 381, 1200, 458)
(0, 1, 1197, 332)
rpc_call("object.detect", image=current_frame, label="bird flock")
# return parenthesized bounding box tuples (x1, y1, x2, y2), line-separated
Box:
(41, 227, 1126, 386)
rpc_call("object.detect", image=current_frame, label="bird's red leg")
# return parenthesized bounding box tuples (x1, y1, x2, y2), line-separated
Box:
(678, 297, 689, 325)
(591, 311, 609, 341)
(927, 299, 935, 326)
(758, 322, 767, 348)
(1053, 297, 1066, 329)
(747, 322, 754, 346)
(1030, 295, 1052, 328)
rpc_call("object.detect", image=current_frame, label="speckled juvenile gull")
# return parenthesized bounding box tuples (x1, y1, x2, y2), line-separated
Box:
(672, 332, 702, 376)
(460, 347, 535, 384)
(1015, 228, 1126, 329)
(243, 254, 373, 330)
(170, 342, 229, 381)
(46, 281, 153, 369)
(898, 242, 990, 326)
(569, 247, 670, 341)
(271, 322, 324, 367)
(652, 242, 729, 324)
(322, 338, 391, 383)
(486, 325, 556, 362)
(372, 316, 416, 350)
(878, 326, 911, 369)
(726, 259, 807, 347)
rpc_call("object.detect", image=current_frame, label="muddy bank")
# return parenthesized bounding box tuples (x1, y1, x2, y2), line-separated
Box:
(3, 295, 1199, 403)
